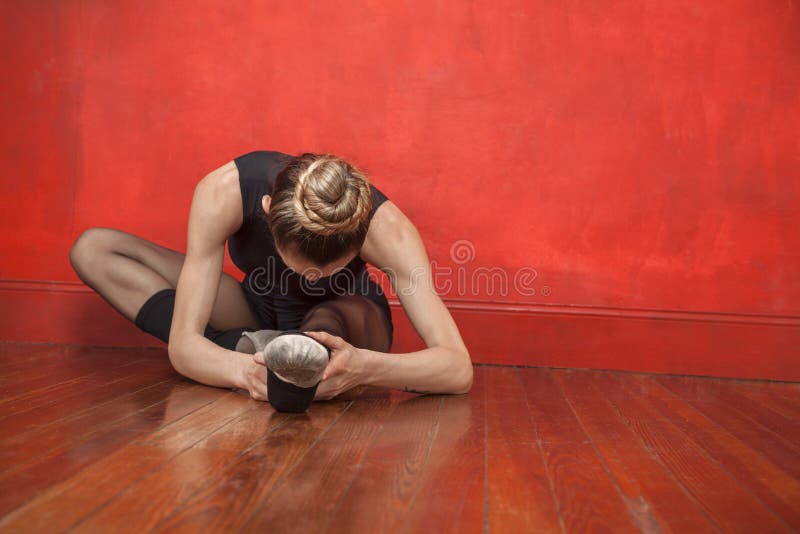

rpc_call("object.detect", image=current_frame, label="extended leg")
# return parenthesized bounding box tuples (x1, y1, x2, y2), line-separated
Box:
(249, 295, 391, 413)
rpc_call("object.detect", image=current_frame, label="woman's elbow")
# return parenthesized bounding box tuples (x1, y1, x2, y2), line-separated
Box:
(167, 338, 189, 375)
(450, 352, 474, 395)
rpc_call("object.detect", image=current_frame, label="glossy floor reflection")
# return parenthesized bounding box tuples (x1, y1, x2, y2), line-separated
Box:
(0, 342, 797, 532)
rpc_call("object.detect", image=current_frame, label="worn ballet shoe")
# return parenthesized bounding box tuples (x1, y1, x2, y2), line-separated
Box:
(235, 329, 283, 354)
(263, 331, 330, 388)
(237, 329, 330, 413)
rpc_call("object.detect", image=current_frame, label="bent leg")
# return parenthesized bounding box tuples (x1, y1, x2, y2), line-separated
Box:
(298, 294, 392, 353)
(134, 287, 261, 350)
(69, 227, 260, 338)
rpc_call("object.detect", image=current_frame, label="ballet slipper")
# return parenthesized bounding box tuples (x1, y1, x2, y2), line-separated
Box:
(262, 332, 330, 388)
(235, 329, 283, 354)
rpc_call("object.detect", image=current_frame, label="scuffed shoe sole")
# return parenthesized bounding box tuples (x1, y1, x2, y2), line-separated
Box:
(263, 333, 330, 388)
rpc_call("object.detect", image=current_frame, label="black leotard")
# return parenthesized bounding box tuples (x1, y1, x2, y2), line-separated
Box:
(228, 151, 392, 338)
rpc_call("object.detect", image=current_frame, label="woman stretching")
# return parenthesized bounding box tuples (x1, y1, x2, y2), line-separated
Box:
(69, 151, 473, 412)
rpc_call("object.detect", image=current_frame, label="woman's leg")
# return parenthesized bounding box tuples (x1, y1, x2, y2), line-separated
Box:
(245, 294, 392, 413)
(298, 294, 392, 353)
(69, 227, 261, 348)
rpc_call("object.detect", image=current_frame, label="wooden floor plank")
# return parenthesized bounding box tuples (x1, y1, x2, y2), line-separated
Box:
(653, 375, 800, 480)
(68, 394, 265, 532)
(325, 394, 443, 532)
(0, 343, 70, 372)
(0, 374, 180, 473)
(770, 382, 800, 407)
(0, 349, 116, 388)
(1, 342, 797, 533)
(643, 376, 800, 529)
(485, 366, 561, 532)
(0, 392, 261, 533)
(236, 398, 399, 532)
(0, 345, 165, 393)
(597, 371, 792, 532)
(664, 377, 800, 437)
(754, 380, 800, 403)
(0, 383, 222, 516)
(555, 368, 717, 533)
(729, 382, 800, 421)
(404, 366, 486, 534)
(519, 367, 640, 532)
(146, 401, 350, 533)
(0, 365, 176, 442)
(0, 444, 174, 534)
(136, 391, 256, 451)
(0, 357, 170, 419)
(0, 354, 158, 406)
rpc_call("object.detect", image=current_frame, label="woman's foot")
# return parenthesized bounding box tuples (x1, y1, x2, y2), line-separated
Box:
(263, 333, 330, 388)
(235, 329, 283, 354)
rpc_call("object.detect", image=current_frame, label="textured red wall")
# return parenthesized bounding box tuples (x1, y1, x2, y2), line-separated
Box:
(1, 1, 798, 379)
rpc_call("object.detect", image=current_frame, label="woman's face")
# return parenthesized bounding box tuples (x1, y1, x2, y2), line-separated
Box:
(275, 242, 355, 281)
(262, 194, 355, 281)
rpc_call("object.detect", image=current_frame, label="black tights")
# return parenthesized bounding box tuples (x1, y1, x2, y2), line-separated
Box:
(297, 295, 392, 353)
(133, 288, 392, 385)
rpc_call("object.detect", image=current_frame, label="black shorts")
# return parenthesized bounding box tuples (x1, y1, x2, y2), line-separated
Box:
(239, 275, 394, 349)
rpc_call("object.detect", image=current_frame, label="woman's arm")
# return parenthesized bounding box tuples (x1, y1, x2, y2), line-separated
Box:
(356, 201, 474, 395)
(167, 162, 260, 395)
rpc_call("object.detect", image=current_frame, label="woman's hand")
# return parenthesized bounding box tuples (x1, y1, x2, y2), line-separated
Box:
(242, 351, 269, 401)
(304, 331, 367, 401)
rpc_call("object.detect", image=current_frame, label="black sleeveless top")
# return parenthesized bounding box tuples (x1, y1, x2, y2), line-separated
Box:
(228, 151, 389, 310)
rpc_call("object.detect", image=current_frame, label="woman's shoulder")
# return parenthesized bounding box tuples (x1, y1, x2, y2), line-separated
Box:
(233, 150, 293, 182)
(358, 199, 414, 269)
(368, 181, 390, 219)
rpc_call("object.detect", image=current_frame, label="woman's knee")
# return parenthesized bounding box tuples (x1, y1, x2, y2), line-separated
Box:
(69, 227, 120, 280)
(300, 299, 348, 330)
(300, 294, 391, 351)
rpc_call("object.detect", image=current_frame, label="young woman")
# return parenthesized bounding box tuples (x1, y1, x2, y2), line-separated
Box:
(69, 151, 472, 412)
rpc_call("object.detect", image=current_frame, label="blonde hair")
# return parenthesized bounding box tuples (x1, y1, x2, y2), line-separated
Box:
(267, 153, 374, 264)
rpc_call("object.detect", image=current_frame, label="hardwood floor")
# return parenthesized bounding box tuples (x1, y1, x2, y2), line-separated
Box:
(0, 341, 797, 533)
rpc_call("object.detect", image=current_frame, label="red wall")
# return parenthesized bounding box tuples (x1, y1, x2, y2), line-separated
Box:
(1, 1, 798, 380)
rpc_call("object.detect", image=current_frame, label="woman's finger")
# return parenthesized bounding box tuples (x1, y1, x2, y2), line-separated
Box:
(322, 360, 342, 381)
(303, 330, 348, 350)
(315, 377, 335, 400)
(251, 377, 268, 401)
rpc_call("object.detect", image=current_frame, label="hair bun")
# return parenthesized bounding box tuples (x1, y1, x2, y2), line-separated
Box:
(292, 155, 372, 236)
